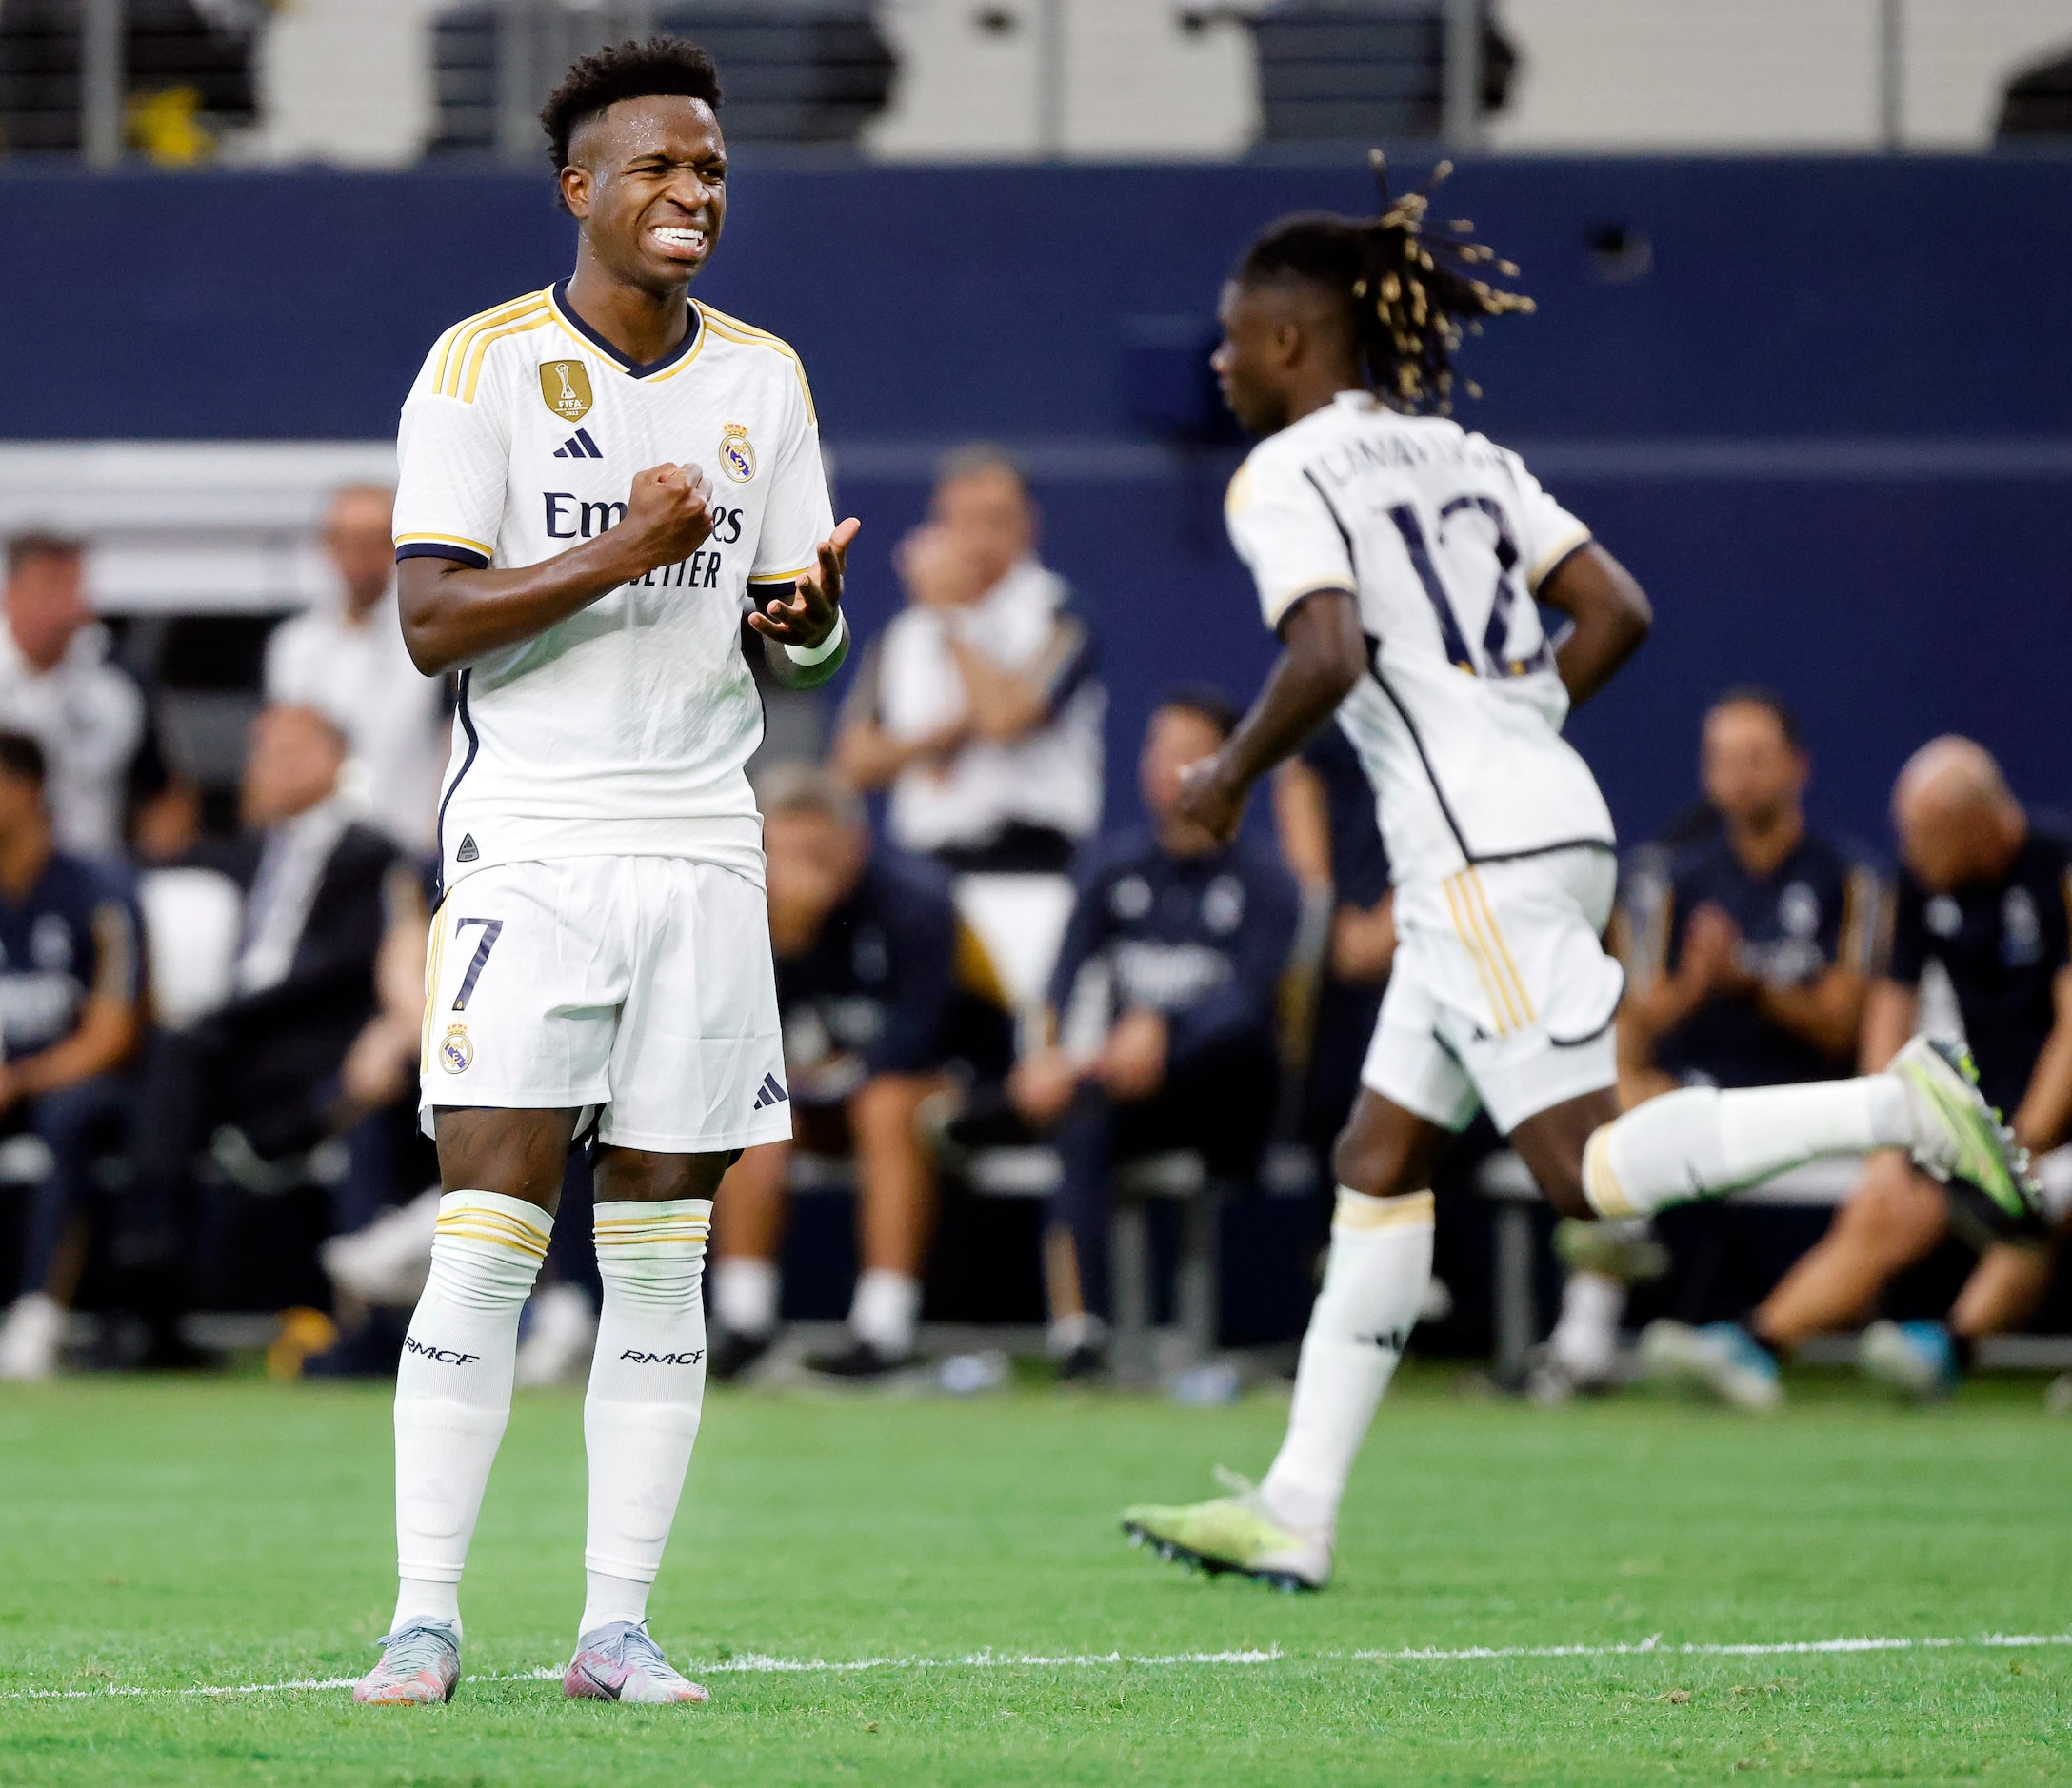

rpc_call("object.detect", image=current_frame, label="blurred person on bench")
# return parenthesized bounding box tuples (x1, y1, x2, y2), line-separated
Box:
(707, 764, 1013, 1381)
(0, 734, 146, 1380)
(1645, 737, 2072, 1407)
(1534, 690, 1876, 1400)
(116, 705, 414, 1356)
(1010, 689, 1299, 1378)
(266, 485, 449, 856)
(832, 447, 1102, 873)
(0, 533, 146, 861)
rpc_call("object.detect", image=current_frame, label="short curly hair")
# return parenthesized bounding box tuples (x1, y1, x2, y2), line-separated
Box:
(540, 36, 723, 176)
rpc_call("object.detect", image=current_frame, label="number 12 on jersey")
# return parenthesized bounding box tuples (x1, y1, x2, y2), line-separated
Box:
(1387, 499, 1551, 680)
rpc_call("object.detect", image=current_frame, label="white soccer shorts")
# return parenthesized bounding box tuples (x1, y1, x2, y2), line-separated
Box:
(419, 855, 791, 1154)
(1361, 846, 1624, 1137)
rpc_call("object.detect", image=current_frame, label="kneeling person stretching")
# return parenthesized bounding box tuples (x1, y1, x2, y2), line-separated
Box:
(355, 38, 858, 1704)
(1118, 159, 2037, 1592)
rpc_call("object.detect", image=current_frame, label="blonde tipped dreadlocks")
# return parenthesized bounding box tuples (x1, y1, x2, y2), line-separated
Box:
(1236, 150, 1535, 413)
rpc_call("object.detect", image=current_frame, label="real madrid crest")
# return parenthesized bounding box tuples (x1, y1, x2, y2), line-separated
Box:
(538, 359, 594, 422)
(719, 420, 756, 482)
(439, 1023, 474, 1075)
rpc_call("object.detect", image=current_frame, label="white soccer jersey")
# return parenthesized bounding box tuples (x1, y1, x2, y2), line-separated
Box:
(1225, 390, 1614, 884)
(393, 281, 835, 891)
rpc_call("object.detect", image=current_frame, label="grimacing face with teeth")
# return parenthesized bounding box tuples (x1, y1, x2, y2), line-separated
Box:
(560, 93, 728, 299)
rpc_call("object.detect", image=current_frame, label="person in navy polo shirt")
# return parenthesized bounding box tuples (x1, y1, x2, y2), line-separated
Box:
(707, 763, 1014, 1381)
(0, 731, 146, 1380)
(1011, 688, 1300, 1378)
(1663, 737, 2072, 1406)
(1536, 690, 1876, 1400)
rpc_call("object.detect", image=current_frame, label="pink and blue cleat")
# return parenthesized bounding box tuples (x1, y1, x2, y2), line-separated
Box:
(352, 1619, 461, 1704)
(563, 1621, 710, 1704)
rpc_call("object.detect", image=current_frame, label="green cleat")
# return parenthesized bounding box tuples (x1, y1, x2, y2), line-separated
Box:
(1889, 1037, 2042, 1240)
(1121, 1468, 1329, 1592)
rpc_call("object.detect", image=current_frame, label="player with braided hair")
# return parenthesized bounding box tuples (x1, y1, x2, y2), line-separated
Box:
(1118, 158, 2040, 1593)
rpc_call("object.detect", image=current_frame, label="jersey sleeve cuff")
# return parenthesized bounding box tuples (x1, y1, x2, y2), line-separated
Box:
(1263, 575, 1357, 631)
(1526, 528, 1593, 593)
(396, 536, 491, 570)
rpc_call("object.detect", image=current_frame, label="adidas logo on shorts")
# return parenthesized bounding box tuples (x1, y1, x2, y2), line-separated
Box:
(455, 834, 479, 863)
(751, 1072, 789, 1111)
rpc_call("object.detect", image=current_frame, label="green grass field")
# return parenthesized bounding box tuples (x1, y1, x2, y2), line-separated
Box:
(0, 1367, 2066, 1786)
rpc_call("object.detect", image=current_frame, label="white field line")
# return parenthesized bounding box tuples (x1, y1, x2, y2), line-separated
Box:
(7, 1632, 2069, 1702)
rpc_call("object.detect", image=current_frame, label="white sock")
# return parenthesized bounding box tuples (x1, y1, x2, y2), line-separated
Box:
(580, 1567, 650, 1635)
(1548, 1270, 1625, 1381)
(581, 1199, 711, 1639)
(710, 1255, 778, 1338)
(1260, 1188, 1434, 1537)
(1584, 1077, 1911, 1218)
(849, 1267, 921, 1358)
(390, 1190, 551, 1636)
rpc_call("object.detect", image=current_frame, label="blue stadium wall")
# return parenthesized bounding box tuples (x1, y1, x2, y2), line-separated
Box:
(3, 155, 2069, 853)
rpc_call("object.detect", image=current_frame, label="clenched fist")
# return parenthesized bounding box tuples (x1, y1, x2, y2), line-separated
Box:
(620, 462, 715, 575)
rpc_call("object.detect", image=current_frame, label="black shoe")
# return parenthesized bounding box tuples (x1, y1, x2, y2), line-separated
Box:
(804, 1337, 913, 1381)
(1055, 1343, 1108, 1383)
(708, 1325, 776, 1383)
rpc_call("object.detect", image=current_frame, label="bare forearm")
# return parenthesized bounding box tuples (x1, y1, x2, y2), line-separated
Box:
(1752, 968, 1866, 1063)
(2012, 980, 2072, 1150)
(1861, 981, 1918, 1073)
(835, 720, 933, 790)
(399, 533, 646, 676)
(1216, 603, 1363, 799)
(13, 1005, 137, 1097)
(1540, 544, 1651, 709)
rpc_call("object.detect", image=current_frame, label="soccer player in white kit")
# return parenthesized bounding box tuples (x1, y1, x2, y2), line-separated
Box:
(1120, 160, 2041, 1591)
(353, 40, 857, 1705)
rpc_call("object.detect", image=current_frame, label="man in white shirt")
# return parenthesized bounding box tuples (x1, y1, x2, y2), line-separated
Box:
(834, 447, 1102, 872)
(0, 534, 145, 860)
(1116, 161, 2038, 1594)
(356, 37, 855, 1711)
(266, 486, 448, 855)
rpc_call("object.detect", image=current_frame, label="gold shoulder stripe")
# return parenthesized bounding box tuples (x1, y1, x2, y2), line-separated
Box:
(694, 304, 817, 422)
(695, 302, 790, 348)
(438, 295, 551, 399)
(434, 288, 552, 394)
(453, 309, 552, 403)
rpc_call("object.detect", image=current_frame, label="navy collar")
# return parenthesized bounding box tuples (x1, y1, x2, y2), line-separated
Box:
(550, 279, 701, 378)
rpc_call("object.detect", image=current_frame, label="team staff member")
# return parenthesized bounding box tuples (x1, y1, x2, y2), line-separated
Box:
(832, 448, 1103, 872)
(0, 733, 145, 1381)
(0, 535, 146, 860)
(707, 765, 1012, 1381)
(1536, 690, 1875, 1398)
(1649, 738, 2072, 1405)
(1011, 690, 1299, 1378)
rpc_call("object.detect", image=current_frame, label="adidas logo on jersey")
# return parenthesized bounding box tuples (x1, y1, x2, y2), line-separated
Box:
(455, 834, 479, 863)
(751, 1072, 789, 1111)
(552, 428, 604, 460)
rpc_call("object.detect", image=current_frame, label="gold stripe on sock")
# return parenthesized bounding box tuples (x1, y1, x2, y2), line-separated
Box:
(434, 1210, 549, 1260)
(1332, 1188, 1436, 1231)
(1582, 1128, 1636, 1219)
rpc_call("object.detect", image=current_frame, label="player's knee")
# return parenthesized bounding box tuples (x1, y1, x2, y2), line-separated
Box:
(1330, 1122, 1417, 1200)
(1836, 1155, 1946, 1262)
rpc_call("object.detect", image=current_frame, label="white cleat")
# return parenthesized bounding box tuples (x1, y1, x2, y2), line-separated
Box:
(0, 1293, 65, 1381)
(1639, 1320, 1782, 1411)
(564, 1622, 709, 1704)
(515, 1282, 598, 1388)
